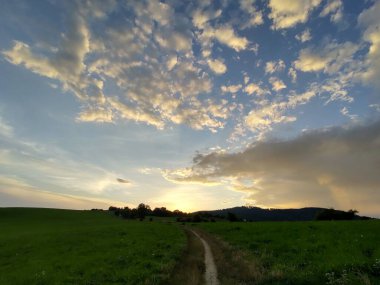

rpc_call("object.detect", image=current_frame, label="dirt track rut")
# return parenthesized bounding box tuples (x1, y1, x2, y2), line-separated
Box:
(191, 230, 220, 285)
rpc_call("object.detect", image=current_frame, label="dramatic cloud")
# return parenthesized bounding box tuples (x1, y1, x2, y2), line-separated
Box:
(165, 120, 380, 215)
(268, 0, 322, 29)
(1, 1, 229, 132)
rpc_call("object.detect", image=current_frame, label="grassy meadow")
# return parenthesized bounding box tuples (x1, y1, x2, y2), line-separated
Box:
(0, 208, 185, 285)
(198, 220, 380, 284)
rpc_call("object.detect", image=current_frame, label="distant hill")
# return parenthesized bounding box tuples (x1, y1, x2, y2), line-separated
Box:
(195, 206, 370, 221)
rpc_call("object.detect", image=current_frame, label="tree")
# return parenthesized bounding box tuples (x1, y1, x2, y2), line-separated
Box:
(137, 203, 151, 219)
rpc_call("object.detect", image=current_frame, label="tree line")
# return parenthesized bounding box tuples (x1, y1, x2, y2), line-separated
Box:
(108, 203, 189, 220)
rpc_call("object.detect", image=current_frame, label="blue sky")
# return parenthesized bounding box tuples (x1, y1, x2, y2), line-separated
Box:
(0, 0, 379, 216)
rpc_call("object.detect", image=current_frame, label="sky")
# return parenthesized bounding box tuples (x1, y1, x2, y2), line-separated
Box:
(0, 0, 379, 217)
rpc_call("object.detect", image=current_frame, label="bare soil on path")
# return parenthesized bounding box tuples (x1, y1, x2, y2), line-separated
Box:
(168, 227, 260, 285)
(168, 229, 205, 285)
(191, 230, 220, 285)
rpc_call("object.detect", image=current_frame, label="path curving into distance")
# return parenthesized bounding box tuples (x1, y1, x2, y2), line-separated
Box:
(191, 230, 220, 285)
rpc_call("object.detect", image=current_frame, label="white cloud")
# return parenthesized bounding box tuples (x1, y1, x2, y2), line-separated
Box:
(192, 8, 222, 29)
(295, 29, 312, 43)
(221, 84, 242, 93)
(269, 77, 286, 91)
(320, 0, 343, 23)
(239, 0, 264, 29)
(207, 58, 227, 74)
(107, 97, 165, 129)
(244, 83, 267, 96)
(265, 59, 286, 74)
(200, 24, 249, 52)
(166, 55, 178, 71)
(245, 90, 315, 132)
(147, 0, 173, 26)
(155, 30, 193, 52)
(76, 107, 113, 123)
(288, 67, 297, 83)
(340, 107, 358, 121)
(268, 0, 322, 29)
(294, 41, 360, 74)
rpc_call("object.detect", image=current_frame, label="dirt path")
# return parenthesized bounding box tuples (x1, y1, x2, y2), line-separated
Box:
(191, 230, 220, 285)
(167, 229, 204, 285)
(168, 227, 258, 284)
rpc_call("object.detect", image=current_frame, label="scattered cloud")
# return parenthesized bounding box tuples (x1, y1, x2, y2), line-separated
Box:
(245, 90, 315, 132)
(320, 0, 343, 23)
(207, 58, 227, 74)
(244, 83, 267, 96)
(77, 107, 113, 123)
(1, 1, 231, 133)
(239, 0, 264, 29)
(199, 24, 250, 52)
(265, 59, 286, 74)
(295, 29, 312, 43)
(268, 0, 322, 29)
(269, 77, 287, 91)
(221, 84, 243, 94)
(340, 107, 358, 121)
(288, 67, 297, 83)
(192, 8, 222, 29)
(294, 41, 360, 74)
(166, 55, 178, 71)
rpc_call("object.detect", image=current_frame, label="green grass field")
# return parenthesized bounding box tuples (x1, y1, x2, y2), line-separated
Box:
(0, 208, 185, 285)
(198, 220, 380, 285)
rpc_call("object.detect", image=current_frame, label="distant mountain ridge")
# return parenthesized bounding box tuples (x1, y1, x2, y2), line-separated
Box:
(195, 206, 369, 221)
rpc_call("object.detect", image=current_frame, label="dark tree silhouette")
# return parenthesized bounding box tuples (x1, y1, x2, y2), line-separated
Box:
(227, 212, 238, 222)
